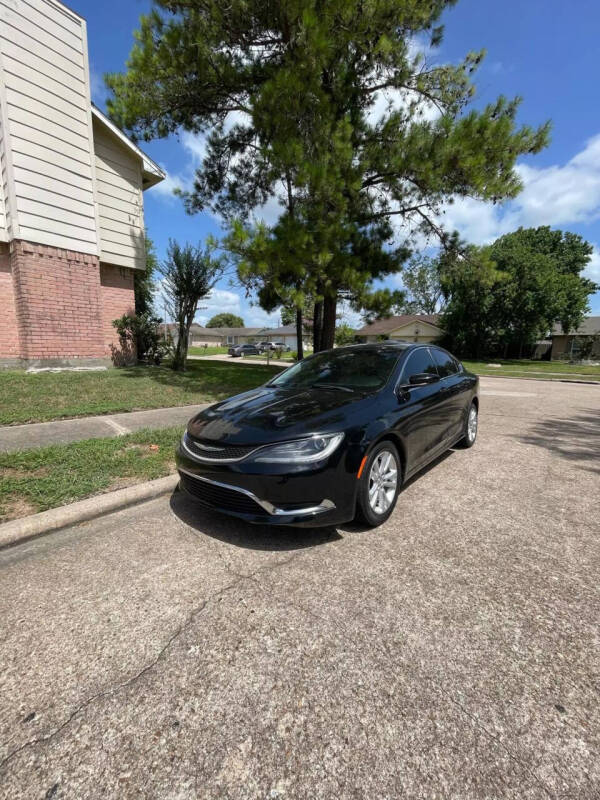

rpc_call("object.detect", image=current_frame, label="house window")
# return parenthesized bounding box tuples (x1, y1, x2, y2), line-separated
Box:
(227, 335, 234, 344)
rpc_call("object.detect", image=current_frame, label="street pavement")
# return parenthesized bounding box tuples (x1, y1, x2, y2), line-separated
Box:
(0, 378, 598, 799)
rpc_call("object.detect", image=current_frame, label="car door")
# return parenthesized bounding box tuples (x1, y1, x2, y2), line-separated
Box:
(431, 347, 466, 442)
(392, 347, 446, 472)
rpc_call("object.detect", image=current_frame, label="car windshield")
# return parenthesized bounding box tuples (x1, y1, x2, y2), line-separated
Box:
(270, 348, 401, 391)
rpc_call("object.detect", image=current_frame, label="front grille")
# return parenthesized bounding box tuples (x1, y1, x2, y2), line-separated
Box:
(180, 473, 266, 515)
(185, 435, 257, 461)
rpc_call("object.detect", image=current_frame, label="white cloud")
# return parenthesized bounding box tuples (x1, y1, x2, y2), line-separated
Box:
(181, 131, 208, 165)
(418, 133, 600, 249)
(147, 169, 187, 201)
(243, 306, 281, 328)
(153, 282, 241, 324)
(584, 247, 600, 283)
(195, 289, 242, 324)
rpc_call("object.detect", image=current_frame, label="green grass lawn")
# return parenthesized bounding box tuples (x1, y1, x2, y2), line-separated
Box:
(188, 345, 229, 355)
(0, 427, 183, 521)
(0, 361, 282, 425)
(462, 359, 600, 380)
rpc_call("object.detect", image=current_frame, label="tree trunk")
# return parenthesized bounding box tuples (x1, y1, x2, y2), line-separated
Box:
(320, 294, 337, 351)
(313, 299, 323, 352)
(295, 307, 304, 361)
(173, 318, 191, 371)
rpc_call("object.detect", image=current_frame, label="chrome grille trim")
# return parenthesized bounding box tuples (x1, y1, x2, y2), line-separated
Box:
(182, 434, 262, 463)
(178, 468, 335, 517)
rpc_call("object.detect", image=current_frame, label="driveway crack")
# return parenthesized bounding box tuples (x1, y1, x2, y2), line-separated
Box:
(0, 551, 302, 774)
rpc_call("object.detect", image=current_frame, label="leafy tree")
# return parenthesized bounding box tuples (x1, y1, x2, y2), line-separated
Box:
(280, 297, 313, 328)
(439, 245, 506, 358)
(354, 288, 407, 324)
(134, 235, 158, 315)
(334, 323, 356, 346)
(108, 0, 550, 352)
(489, 227, 597, 351)
(440, 227, 598, 358)
(206, 313, 244, 328)
(400, 255, 446, 314)
(160, 240, 224, 371)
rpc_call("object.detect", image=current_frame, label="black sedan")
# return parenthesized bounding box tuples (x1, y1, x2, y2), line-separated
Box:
(228, 343, 260, 357)
(176, 343, 479, 528)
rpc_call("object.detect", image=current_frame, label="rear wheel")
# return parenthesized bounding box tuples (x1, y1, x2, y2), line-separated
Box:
(459, 402, 478, 448)
(356, 441, 401, 527)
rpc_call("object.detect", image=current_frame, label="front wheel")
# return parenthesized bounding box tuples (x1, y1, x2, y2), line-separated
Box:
(459, 401, 478, 448)
(355, 441, 402, 527)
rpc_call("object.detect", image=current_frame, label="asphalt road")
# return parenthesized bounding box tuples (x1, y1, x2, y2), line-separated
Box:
(1, 378, 598, 799)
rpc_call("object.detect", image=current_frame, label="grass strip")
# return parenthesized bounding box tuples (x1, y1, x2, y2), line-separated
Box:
(0, 361, 281, 425)
(0, 427, 183, 522)
(462, 359, 600, 376)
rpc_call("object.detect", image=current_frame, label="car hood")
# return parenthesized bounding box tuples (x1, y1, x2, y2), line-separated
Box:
(187, 385, 371, 445)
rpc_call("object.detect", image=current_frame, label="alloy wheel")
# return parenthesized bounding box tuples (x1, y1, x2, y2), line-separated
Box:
(467, 405, 478, 443)
(368, 449, 398, 515)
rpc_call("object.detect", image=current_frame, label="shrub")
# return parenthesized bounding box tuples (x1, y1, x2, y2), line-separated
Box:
(112, 313, 170, 365)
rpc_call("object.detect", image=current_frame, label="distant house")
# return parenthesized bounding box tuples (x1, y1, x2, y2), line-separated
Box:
(163, 323, 311, 350)
(189, 326, 264, 346)
(261, 324, 311, 350)
(551, 316, 600, 360)
(356, 314, 444, 344)
(0, 0, 164, 368)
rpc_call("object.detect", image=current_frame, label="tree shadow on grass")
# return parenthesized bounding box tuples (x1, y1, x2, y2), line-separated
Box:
(169, 487, 342, 552)
(115, 362, 281, 394)
(513, 409, 600, 474)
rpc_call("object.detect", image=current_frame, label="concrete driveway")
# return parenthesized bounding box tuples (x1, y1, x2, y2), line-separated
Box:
(0, 378, 598, 799)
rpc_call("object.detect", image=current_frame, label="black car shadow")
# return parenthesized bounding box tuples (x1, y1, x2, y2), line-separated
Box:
(169, 487, 342, 552)
(170, 448, 457, 546)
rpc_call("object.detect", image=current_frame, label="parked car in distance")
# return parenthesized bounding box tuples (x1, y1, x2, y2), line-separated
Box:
(177, 342, 479, 529)
(273, 342, 291, 351)
(256, 341, 278, 352)
(228, 343, 260, 357)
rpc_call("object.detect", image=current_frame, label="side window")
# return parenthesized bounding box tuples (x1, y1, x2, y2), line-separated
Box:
(432, 348, 458, 378)
(401, 348, 438, 382)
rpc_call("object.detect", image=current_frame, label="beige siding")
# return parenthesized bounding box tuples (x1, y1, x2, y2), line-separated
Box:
(92, 119, 145, 270)
(0, 117, 6, 239)
(0, 0, 98, 254)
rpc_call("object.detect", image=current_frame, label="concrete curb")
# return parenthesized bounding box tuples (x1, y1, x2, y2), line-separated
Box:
(0, 474, 180, 551)
(478, 374, 599, 385)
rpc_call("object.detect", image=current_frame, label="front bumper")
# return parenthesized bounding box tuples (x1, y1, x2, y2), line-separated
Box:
(175, 443, 357, 528)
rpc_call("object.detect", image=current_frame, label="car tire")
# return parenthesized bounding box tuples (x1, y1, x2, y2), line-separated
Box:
(459, 401, 478, 448)
(355, 441, 402, 527)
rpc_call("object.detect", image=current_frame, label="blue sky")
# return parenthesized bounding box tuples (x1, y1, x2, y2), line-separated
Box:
(80, 0, 600, 325)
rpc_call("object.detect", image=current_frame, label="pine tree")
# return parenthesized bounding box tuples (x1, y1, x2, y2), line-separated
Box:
(108, 0, 550, 351)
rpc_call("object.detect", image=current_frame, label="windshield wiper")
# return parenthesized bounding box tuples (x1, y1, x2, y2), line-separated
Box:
(311, 382, 355, 393)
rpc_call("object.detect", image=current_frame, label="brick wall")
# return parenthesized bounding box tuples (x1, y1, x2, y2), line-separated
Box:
(100, 263, 136, 356)
(0, 242, 138, 364)
(0, 243, 20, 358)
(10, 240, 105, 360)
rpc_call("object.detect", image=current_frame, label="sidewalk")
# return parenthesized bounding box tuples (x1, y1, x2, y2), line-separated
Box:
(188, 353, 292, 367)
(0, 403, 208, 454)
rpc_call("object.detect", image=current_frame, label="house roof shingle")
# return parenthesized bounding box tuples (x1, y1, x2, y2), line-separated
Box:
(356, 314, 442, 336)
(552, 316, 600, 336)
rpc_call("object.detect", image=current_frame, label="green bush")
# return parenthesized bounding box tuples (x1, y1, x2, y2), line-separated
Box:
(112, 313, 170, 365)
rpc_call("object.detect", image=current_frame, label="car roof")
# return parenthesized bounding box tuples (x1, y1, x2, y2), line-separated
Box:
(333, 341, 419, 355)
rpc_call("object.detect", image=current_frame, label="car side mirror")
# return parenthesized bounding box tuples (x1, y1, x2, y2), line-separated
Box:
(409, 372, 439, 386)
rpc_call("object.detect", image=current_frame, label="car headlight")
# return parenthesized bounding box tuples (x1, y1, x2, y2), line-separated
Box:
(247, 433, 345, 464)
